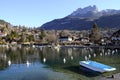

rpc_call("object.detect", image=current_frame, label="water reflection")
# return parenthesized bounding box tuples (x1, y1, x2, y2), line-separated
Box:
(0, 47, 119, 67)
(0, 46, 120, 80)
(63, 58, 66, 63)
(8, 60, 11, 66)
(94, 53, 96, 57)
(70, 56, 73, 60)
(43, 57, 46, 63)
(26, 60, 30, 68)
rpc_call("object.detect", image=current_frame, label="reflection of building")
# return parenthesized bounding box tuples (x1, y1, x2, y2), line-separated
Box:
(67, 48, 73, 56)
(111, 29, 120, 45)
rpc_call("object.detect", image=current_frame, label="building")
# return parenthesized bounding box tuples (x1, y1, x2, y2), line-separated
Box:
(110, 29, 120, 45)
(59, 37, 73, 42)
(75, 37, 89, 44)
(0, 31, 7, 37)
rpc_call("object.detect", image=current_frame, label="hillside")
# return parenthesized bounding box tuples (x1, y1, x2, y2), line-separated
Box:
(0, 19, 15, 34)
(0, 20, 9, 26)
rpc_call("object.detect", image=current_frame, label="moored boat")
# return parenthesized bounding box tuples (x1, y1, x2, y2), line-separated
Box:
(79, 60, 116, 73)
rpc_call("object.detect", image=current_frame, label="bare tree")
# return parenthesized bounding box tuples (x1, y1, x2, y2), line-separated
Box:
(59, 30, 71, 37)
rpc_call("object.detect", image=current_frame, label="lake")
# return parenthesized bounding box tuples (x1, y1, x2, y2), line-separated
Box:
(0, 46, 120, 80)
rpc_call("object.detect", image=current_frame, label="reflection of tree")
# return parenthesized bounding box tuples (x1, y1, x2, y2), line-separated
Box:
(0, 59, 8, 70)
(68, 48, 73, 56)
(2, 47, 38, 64)
(0, 47, 119, 71)
(38, 48, 44, 63)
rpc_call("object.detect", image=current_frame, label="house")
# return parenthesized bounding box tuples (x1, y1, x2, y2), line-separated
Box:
(99, 37, 110, 45)
(0, 31, 7, 37)
(34, 34, 39, 39)
(81, 38, 89, 43)
(59, 37, 73, 42)
(75, 37, 89, 44)
(110, 29, 120, 45)
(111, 37, 120, 45)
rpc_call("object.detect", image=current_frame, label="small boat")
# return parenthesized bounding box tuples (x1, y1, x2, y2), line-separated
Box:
(79, 60, 116, 73)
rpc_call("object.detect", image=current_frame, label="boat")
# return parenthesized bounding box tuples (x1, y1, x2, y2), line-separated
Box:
(79, 60, 116, 73)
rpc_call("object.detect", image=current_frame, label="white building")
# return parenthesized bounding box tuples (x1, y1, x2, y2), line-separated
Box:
(0, 31, 7, 37)
(59, 37, 73, 42)
(111, 29, 120, 45)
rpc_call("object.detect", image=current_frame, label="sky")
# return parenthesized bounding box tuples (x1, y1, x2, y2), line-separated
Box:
(0, 0, 120, 27)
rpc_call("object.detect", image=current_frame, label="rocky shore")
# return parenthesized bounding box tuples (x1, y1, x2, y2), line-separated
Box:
(99, 73, 120, 80)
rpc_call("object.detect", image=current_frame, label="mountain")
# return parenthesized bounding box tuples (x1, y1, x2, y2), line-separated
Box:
(40, 5, 120, 30)
(0, 19, 12, 29)
(0, 19, 14, 34)
(68, 5, 99, 19)
(0, 20, 9, 26)
(69, 5, 120, 19)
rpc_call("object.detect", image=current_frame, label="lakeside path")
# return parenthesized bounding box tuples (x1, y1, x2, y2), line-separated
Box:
(99, 73, 120, 80)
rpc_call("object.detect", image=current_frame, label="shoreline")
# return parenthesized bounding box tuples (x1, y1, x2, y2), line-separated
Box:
(99, 73, 120, 80)
(0, 44, 120, 49)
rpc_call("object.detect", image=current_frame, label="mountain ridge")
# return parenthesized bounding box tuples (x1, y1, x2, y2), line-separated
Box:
(68, 5, 120, 19)
(40, 5, 120, 30)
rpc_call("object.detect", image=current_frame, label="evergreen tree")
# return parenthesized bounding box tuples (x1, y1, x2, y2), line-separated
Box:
(89, 23, 101, 43)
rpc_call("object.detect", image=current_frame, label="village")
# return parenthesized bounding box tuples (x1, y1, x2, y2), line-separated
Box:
(0, 22, 120, 48)
(0, 1, 120, 80)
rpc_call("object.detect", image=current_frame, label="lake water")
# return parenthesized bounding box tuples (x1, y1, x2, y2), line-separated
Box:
(0, 46, 120, 80)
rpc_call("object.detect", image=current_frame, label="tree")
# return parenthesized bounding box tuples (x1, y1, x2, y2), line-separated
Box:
(19, 33, 27, 43)
(47, 31, 57, 43)
(89, 23, 101, 43)
(39, 29, 47, 40)
(27, 35, 35, 42)
(6, 30, 19, 42)
(59, 30, 71, 37)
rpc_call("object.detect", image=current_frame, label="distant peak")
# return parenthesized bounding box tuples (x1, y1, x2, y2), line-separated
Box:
(93, 5, 97, 8)
(69, 5, 99, 17)
(68, 5, 120, 19)
(83, 5, 98, 11)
